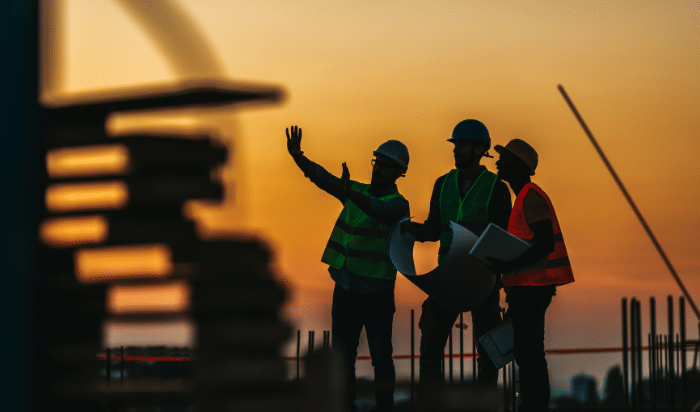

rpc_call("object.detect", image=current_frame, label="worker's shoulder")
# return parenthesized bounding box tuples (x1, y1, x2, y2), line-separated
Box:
(493, 178, 509, 191)
(434, 170, 452, 185)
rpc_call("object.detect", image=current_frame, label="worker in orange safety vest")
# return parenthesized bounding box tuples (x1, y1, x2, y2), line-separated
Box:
(486, 138, 574, 412)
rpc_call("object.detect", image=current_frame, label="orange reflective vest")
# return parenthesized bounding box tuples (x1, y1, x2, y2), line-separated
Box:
(503, 182, 574, 287)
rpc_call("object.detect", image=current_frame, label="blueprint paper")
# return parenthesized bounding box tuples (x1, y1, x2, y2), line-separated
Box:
(387, 218, 495, 312)
(469, 222, 531, 263)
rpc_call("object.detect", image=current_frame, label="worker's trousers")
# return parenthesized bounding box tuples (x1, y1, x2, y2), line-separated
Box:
(332, 284, 396, 412)
(418, 284, 502, 389)
(505, 285, 556, 412)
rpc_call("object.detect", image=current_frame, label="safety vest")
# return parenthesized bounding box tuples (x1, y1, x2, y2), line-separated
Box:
(438, 169, 497, 263)
(321, 182, 407, 280)
(503, 182, 574, 287)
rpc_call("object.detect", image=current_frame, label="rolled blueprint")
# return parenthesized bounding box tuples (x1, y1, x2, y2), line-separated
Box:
(387, 217, 496, 312)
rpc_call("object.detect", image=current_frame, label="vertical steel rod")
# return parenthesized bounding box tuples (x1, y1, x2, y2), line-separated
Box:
(636, 300, 643, 408)
(657, 334, 662, 404)
(680, 297, 687, 412)
(411, 309, 415, 400)
(120, 346, 124, 385)
(308, 330, 315, 357)
(669, 296, 675, 412)
(631, 299, 638, 411)
(472, 319, 477, 383)
(664, 335, 669, 406)
(460, 312, 464, 384)
(503, 363, 509, 412)
(296, 330, 300, 383)
(622, 298, 629, 412)
(651, 297, 657, 411)
(511, 360, 517, 412)
(647, 333, 656, 410)
(449, 326, 453, 383)
(106, 347, 111, 385)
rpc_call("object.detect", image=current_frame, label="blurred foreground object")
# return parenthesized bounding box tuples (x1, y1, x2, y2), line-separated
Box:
(36, 80, 298, 412)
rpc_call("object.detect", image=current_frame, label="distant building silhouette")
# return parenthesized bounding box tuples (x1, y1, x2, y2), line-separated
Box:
(602, 365, 624, 406)
(571, 373, 599, 406)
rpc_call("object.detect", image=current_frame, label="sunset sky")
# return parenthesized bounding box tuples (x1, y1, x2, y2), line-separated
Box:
(46, 0, 699, 394)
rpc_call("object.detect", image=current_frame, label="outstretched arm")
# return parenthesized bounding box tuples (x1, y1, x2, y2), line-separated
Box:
(286, 125, 315, 176)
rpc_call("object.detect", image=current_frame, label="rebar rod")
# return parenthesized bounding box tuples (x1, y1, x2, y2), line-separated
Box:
(558, 85, 700, 321)
(669, 296, 675, 412)
(651, 297, 658, 411)
(623, 298, 629, 412)
(447, 327, 454, 383)
(411, 309, 415, 400)
(460, 312, 464, 384)
(680, 297, 687, 412)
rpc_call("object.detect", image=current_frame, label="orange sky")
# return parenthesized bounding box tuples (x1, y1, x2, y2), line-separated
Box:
(44, 0, 699, 390)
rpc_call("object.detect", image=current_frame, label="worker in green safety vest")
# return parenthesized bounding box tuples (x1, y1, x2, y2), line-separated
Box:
(286, 125, 410, 412)
(401, 119, 512, 397)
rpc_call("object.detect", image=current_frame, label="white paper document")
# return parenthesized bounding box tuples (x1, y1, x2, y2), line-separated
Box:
(469, 222, 531, 263)
(478, 318, 514, 369)
(387, 218, 495, 312)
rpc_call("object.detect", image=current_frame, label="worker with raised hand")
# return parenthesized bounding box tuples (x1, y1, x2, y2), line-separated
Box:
(401, 119, 512, 394)
(286, 125, 410, 412)
(486, 139, 574, 412)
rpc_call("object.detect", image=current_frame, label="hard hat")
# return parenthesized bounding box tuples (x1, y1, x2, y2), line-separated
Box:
(494, 139, 538, 175)
(448, 119, 491, 148)
(373, 140, 409, 169)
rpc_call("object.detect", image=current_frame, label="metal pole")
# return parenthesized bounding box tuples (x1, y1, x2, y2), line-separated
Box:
(309, 330, 315, 356)
(120, 346, 124, 385)
(411, 309, 415, 400)
(669, 296, 675, 412)
(460, 312, 464, 384)
(680, 297, 687, 412)
(631, 299, 637, 411)
(503, 363, 509, 412)
(649, 333, 655, 411)
(441, 342, 445, 382)
(511, 360, 517, 412)
(449, 326, 453, 383)
(657, 334, 663, 403)
(636, 299, 643, 408)
(664, 334, 669, 406)
(623, 298, 629, 412)
(651, 297, 658, 412)
(558, 85, 700, 322)
(106, 347, 111, 385)
(296, 330, 300, 383)
(472, 319, 477, 383)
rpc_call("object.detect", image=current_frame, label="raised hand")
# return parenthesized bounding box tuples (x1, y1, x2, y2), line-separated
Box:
(286, 125, 303, 156)
(334, 162, 350, 196)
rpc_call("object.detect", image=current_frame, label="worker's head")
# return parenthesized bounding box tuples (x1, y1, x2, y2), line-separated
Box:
(494, 139, 538, 181)
(448, 119, 493, 169)
(372, 140, 409, 187)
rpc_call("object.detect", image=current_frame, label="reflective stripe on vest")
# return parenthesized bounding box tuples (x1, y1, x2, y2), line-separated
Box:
(437, 169, 497, 263)
(503, 182, 574, 287)
(321, 181, 407, 280)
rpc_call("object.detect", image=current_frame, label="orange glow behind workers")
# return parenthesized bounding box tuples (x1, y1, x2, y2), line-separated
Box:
(43, 0, 700, 357)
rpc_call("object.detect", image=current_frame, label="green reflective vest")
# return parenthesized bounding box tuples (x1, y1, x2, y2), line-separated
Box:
(321, 182, 407, 280)
(438, 169, 497, 263)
